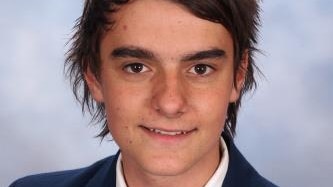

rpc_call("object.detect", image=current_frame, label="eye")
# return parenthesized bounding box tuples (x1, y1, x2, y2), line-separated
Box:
(189, 64, 214, 76)
(123, 63, 150, 73)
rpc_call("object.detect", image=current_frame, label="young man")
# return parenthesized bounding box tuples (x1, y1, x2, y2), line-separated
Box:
(11, 0, 277, 186)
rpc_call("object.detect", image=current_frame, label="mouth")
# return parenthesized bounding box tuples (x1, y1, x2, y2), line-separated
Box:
(140, 126, 196, 136)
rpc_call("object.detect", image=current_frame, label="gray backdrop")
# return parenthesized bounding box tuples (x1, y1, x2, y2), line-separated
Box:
(1, 1, 332, 186)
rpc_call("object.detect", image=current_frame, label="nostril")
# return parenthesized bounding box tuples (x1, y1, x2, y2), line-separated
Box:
(154, 94, 187, 116)
(155, 107, 185, 118)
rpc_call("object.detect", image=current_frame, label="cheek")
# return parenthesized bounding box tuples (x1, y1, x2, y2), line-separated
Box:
(104, 103, 129, 140)
(102, 84, 147, 141)
(105, 104, 137, 147)
(102, 82, 144, 118)
(192, 88, 230, 126)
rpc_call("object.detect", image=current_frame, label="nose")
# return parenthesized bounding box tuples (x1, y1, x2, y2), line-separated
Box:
(151, 72, 187, 118)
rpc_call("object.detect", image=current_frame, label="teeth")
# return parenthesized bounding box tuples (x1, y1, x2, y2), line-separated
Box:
(148, 128, 187, 136)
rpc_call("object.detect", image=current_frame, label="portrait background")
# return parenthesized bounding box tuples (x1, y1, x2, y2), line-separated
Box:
(1, 1, 332, 186)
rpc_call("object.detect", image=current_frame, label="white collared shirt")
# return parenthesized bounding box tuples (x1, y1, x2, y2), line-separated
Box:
(116, 137, 229, 187)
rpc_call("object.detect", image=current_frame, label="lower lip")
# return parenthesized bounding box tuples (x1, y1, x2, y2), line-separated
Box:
(140, 126, 196, 143)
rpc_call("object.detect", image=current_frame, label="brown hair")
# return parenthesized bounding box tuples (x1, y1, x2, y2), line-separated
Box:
(65, 0, 261, 139)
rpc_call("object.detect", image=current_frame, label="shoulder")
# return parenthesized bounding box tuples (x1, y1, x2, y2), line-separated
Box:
(9, 154, 118, 187)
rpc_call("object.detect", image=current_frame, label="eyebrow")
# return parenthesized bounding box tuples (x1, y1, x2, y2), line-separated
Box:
(181, 49, 226, 62)
(111, 46, 156, 60)
(111, 46, 226, 62)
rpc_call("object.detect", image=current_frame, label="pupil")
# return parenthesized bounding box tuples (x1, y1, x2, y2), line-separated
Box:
(131, 63, 143, 73)
(195, 64, 207, 74)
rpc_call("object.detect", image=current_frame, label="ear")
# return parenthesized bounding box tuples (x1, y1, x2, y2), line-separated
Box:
(84, 67, 104, 103)
(229, 50, 249, 102)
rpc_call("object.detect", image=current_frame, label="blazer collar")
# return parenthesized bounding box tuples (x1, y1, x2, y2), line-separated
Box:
(86, 151, 119, 187)
(222, 133, 261, 187)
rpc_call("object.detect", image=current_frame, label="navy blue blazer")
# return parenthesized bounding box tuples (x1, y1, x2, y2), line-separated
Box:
(10, 134, 277, 187)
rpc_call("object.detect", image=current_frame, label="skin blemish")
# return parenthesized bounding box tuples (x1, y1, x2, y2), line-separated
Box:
(122, 25, 128, 30)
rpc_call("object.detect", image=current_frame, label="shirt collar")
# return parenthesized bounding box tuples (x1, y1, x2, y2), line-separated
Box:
(204, 137, 229, 187)
(116, 137, 229, 187)
(116, 153, 127, 187)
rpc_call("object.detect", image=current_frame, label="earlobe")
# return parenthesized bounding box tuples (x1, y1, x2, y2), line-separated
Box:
(229, 51, 249, 102)
(84, 67, 104, 103)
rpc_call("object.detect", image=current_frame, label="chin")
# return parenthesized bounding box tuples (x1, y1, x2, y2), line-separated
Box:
(142, 157, 192, 177)
(145, 164, 188, 177)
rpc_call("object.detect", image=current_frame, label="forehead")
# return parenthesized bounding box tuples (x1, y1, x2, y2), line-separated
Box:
(101, 0, 233, 58)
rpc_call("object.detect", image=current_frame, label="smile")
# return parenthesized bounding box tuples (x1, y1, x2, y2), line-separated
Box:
(148, 128, 188, 135)
(141, 126, 195, 136)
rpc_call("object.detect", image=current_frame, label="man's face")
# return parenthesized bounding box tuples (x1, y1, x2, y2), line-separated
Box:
(87, 0, 243, 179)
